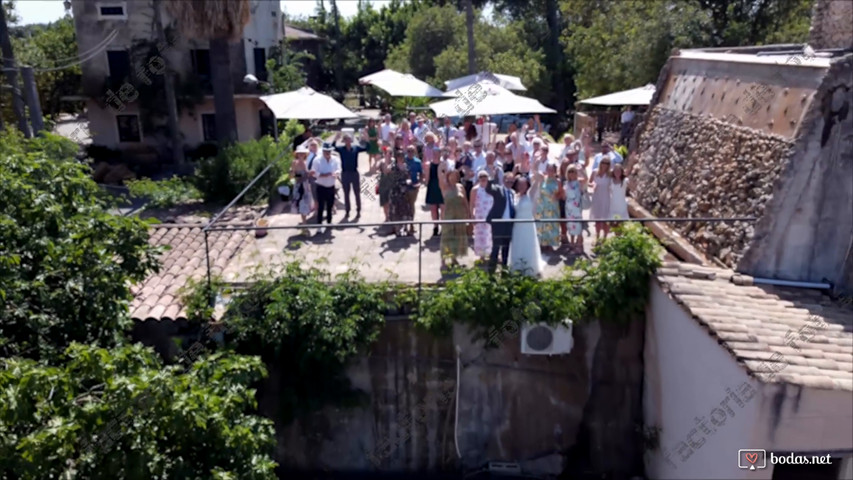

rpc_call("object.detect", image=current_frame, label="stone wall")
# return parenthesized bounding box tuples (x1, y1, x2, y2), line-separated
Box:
(809, 0, 853, 50)
(266, 316, 646, 478)
(632, 107, 793, 266)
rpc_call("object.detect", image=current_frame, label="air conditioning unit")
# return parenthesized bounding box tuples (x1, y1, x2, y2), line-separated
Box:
(521, 322, 573, 355)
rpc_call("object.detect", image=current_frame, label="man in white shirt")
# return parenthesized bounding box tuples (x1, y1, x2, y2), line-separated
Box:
(311, 145, 341, 232)
(471, 139, 487, 173)
(380, 114, 396, 143)
(620, 106, 635, 145)
(507, 130, 526, 165)
(477, 150, 504, 184)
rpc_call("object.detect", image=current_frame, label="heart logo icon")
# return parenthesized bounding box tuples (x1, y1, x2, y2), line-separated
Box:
(746, 452, 759, 464)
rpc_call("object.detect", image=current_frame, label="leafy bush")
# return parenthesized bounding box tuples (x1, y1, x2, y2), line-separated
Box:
(193, 120, 302, 204)
(0, 130, 159, 362)
(217, 263, 389, 421)
(126, 175, 202, 208)
(0, 343, 277, 479)
(414, 223, 662, 339)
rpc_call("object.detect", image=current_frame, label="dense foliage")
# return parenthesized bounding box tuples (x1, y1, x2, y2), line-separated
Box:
(386, 5, 546, 91)
(414, 223, 663, 340)
(0, 131, 158, 362)
(0, 343, 277, 479)
(126, 175, 202, 208)
(193, 120, 301, 204)
(0, 131, 279, 477)
(208, 263, 389, 421)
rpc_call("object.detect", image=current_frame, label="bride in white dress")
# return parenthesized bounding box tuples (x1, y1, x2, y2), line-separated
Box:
(509, 175, 544, 276)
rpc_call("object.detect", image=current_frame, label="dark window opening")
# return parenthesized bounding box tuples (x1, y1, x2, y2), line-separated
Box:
(116, 115, 141, 142)
(253, 48, 268, 82)
(107, 50, 131, 85)
(191, 49, 211, 79)
(99, 6, 125, 16)
(202, 114, 217, 142)
(259, 109, 275, 138)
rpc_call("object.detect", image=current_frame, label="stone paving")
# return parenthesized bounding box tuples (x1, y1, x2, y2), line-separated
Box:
(222, 147, 600, 285)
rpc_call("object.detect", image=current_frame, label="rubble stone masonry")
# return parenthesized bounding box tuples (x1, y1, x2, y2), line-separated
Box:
(633, 107, 793, 267)
(809, 0, 853, 50)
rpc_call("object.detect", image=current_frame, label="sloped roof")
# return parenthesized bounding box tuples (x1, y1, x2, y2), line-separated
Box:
(130, 225, 249, 322)
(656, 261, 853, 391)
(284, 24, 321, 41)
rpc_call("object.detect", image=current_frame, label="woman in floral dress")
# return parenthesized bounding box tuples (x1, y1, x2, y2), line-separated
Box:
(469, 170, 494, 259)
(388, 151, 414, 236)
(563, 164, 586, 254)
(532, 157, 562, 251)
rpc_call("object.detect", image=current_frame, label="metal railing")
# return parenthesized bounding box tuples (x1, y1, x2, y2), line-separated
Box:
(200, 153, 757, 302)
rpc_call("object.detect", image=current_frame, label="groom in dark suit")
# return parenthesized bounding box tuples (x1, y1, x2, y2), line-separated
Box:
(484, 172, 516, 273)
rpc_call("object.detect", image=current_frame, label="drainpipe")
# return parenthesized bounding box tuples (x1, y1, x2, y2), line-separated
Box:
(751, 278, 832, 289)
(455, 344, 462, 460)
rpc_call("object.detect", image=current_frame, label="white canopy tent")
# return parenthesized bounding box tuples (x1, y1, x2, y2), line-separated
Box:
(444, 71, 526, 92)
(358, 69, 444, 97)
(430, 81, 555, 117)
(260, 87, 359, 120)
(578, 84, 655, 106)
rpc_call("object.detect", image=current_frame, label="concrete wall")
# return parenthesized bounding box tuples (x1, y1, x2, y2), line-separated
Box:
(809, 0, 853, 50)
(739, 55, 853, 292)
(267, 316, 646, 478)
(645, 282, 853, 479)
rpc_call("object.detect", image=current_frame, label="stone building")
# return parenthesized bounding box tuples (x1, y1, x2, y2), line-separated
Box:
(630, 19, 852, 295)
(68, 1, 316, 163)
(636, 1, 853, 478)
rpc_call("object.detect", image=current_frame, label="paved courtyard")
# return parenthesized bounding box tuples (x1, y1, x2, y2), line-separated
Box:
(222, 147, 599, 285)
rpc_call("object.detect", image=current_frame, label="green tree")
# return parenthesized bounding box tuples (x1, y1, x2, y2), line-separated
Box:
(0, 343, 277, 479)
(9, 15, 82, 121)
(563, 0, 710, 99)
(0, 131, 159, 362)
(697, 0, 813, 46)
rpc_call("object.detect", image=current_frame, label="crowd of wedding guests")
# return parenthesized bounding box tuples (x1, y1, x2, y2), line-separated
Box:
(288, 113, 630, 277)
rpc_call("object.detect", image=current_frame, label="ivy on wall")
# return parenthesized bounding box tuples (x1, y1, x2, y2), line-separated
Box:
(184, 223, 662, 420)
(412, 222, 663, 343)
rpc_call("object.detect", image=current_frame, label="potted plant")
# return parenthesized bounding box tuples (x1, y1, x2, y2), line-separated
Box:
(255, 218, 269, 238)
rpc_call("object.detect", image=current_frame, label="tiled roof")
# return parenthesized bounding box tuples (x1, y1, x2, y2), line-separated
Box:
(130, 225, 249, 322)
(656, 261, 853, 391)
(284, 24, 321, 40)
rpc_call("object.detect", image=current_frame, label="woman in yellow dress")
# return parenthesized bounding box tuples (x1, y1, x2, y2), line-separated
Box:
(438, 160, 469, 270)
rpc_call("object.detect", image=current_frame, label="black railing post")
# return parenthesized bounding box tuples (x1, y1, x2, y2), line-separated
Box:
(204, 229, 213, 307)
(418, 221, 423, 305)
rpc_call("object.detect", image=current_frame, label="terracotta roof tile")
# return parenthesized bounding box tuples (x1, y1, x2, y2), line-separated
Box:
(130, 225, 250, 322)
(656, 261, 853, 392)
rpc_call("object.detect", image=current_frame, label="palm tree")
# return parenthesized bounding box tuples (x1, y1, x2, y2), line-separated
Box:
(152, 0, 184, 166)
(465, 0, 476, 74)
(166, 0, 250, 144)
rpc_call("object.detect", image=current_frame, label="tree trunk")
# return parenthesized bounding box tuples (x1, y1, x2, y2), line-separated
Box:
(330, 0, 343, 98)
(209, 37, 238, 144)
(0, 5, 31, 137)
(544, 0, 566, 125)
(153, 0, 185, 166)
(465, 0, 476, 74)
